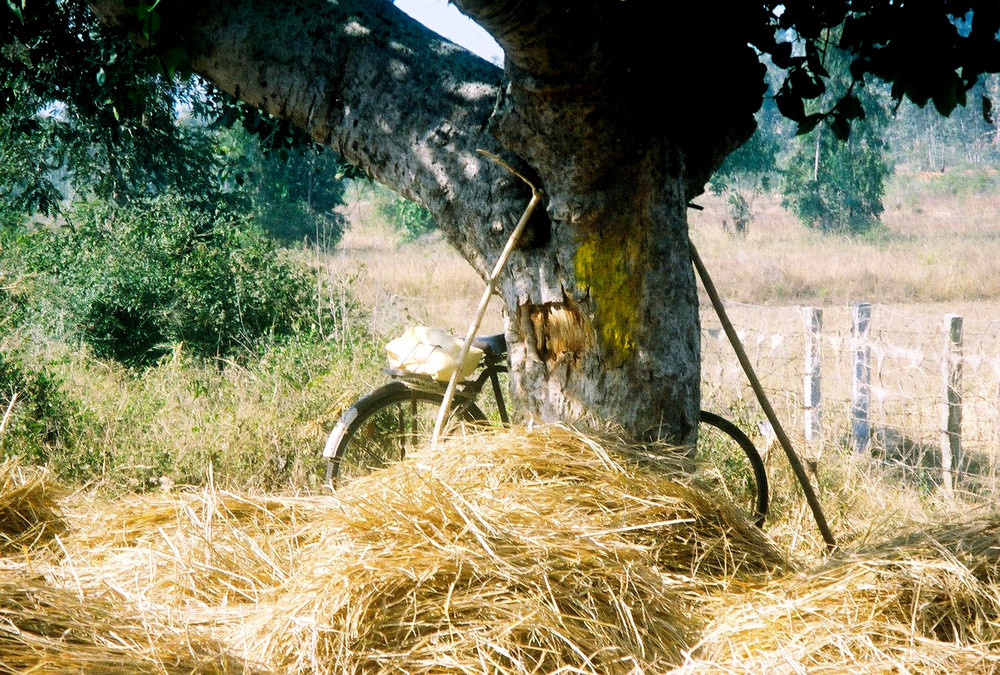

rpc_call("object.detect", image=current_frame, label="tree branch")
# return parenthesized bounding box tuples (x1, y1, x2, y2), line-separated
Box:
(89, 0, 529, 276)
(453, 0, 767, 201)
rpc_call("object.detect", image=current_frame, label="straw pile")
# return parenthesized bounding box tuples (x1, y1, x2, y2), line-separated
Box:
(237, 425, 790, 673)
(682, 515, 1000, 672)
(0, 472, 293, 673)
(0, 458, 65, 555)
(0, 564, 253, 674)
(3, 424, 1000, 673)
(56, 488, 329, 609)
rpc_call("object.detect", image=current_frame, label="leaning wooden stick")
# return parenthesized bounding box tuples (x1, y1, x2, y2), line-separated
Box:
(431, 152, 543, 444)
(690, 239, 837, 551)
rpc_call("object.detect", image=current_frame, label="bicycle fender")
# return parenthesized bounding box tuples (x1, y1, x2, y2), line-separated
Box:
(323, 407, 358, 459)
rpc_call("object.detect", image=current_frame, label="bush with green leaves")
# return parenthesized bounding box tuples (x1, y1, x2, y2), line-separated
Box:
(0, 347, 84, 471)
(381, 195, 437, 242)
(15, 195, 316, 366)
(782, 123, 893, 235)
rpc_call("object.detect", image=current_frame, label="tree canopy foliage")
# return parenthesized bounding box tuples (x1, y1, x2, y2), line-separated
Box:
(0, 0, 349, 231)
(782, 118, 893, 234)
(712, 8, 1000, 235)
(758, 2, 1000, 139)
(775, 33, 894, 235)
(0, 0, 355, 367)
(0, 0, 206, 212)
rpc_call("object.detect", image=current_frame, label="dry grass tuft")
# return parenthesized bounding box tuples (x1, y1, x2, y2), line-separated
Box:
(0, 458, 65, 555)
(56, 488, 329, 609)
(239, 426, 790, 674)
(0, 565, 253, 674)
(683, 515, 1000, 673)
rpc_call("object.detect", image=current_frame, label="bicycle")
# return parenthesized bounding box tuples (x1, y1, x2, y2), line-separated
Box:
(322, 332, 770, 526)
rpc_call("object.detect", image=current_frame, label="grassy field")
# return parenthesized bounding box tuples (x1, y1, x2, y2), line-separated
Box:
(328, 189, 505, 338)
(690, 171, 1000, 307)
(335, 171, 1000, 352)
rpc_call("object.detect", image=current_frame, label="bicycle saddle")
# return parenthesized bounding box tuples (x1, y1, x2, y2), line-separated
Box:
(473, 333, 507, 358)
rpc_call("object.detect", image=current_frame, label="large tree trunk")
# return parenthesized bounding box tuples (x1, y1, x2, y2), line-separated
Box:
(89, 0, 763, 444)
(499, 145, 700, 442)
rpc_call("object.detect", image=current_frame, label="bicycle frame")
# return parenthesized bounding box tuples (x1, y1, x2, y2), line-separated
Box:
(385, 349, 510, 425)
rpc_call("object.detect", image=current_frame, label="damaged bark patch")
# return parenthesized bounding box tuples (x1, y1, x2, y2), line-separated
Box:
(523, 302, 591, 363)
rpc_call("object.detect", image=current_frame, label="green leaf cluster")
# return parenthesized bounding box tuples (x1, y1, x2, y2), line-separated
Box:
(757, 3, 1000, 138)
(380, 195, 437, 242)
(778, 35, 894, 236)
(11, 195, 317, 366)
(782, 123, 892, 235)
(0, 0, 352, 247)
(0, 0, 212, 208)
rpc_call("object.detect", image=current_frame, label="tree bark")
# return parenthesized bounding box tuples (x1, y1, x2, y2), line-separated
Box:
(89, 0, 764, 444)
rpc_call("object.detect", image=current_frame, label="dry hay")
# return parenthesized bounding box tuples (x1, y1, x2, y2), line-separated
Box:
(238, 425, 790, 674)
(682, 515, 1000, 673)
(0, 458, 65, 555)
(56, 487, 330, 610)
(5, 424, 1000, 673)
(0, 564, 253, 674)
(0, 478, 321, 672)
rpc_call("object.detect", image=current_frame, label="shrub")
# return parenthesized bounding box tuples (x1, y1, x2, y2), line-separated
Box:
(0, 348, 83, 470)
(782, 124, 893, 235)
(381, 195, 437, 242)
(16, 195, 317, 366)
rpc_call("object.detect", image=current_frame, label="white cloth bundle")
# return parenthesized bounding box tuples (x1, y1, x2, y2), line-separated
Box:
(385, 326, 484, 382)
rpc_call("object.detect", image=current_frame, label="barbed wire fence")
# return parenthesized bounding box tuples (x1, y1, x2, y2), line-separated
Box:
(700, 301, 1000, 495)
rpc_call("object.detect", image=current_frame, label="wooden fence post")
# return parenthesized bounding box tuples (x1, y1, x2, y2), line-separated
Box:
(851, 302, 872, 454)
(941, 314, 963, 496)
(803, 307, 823, 443)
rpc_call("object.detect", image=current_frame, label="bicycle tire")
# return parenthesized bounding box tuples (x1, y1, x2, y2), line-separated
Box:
(323, 382, 487, 486)
(698, 410, 769, 527)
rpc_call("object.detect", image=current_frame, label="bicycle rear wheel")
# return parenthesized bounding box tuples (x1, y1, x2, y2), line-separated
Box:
(323, 382, 487, 486)
(697, 411, 769, 527)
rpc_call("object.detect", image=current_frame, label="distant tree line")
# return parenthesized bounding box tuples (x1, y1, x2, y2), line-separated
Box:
(710, 48, 1000, 237)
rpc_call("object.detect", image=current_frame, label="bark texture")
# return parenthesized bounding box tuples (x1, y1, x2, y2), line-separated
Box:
(89, 0, 766, 443)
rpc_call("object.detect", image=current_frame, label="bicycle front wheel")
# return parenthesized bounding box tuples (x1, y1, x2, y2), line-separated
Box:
(323, 382, 487, 487)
